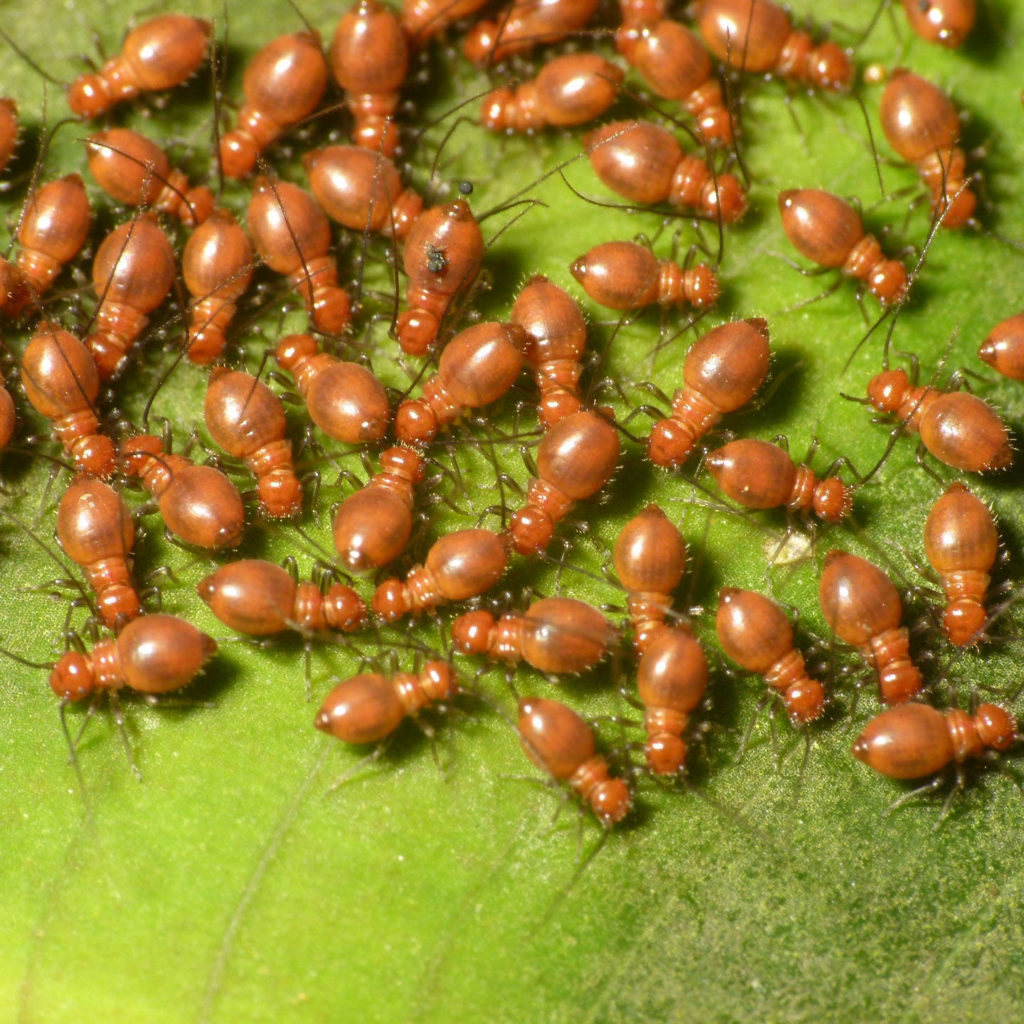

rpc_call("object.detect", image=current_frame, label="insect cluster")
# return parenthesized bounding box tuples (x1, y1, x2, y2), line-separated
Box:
(3, 0, 1022, 840)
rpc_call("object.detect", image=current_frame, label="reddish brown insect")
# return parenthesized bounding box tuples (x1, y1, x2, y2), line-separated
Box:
(923, 483, 998, 647)
(818, 550, 923, 705)
(274, 333, 389, 444)
(56, 477, 140, 629)
(120, 435, 245, 550)
(20, 322, 116, 477)
(396, 199, 485, 354)
(716, 588, 826, 723)
(333, 446, 425, 572)
(0, 175, 92, 319)
(901, 0, 974, 49)
(372, 527, 510, 621)
(853, 702, 1014, 779)
(648, 318, 770, 469)
(618, 0, 666, 24)
(304, 145, 423, 239)
(452, 596, 617, 674)
(636, 626, 707, 775)
(67, 15, 213, 118)
(84, 215, 176, 380)
(879, 69, 976, 229)
(183, 210, 255, 365)
(330, 0, 408, 156)
(979, 312, 1024, 381)
(570, 240, 719, 311)
(517, 697, 631, 826)
(510, 410, 620, 556)
(0, 374, 15, 450)
(316, 661, 455, 744)
(585, 120, 747, 223)
(706, 438, 853, 522)
(395, 322, 526, 444)
(10, 174, 91, 308)
(481, 53, 623, 133)
(220, 32, 329, 179)
(866, 368, 1013, 473)
(50, 614, 217, 702)
(199, 559, 364, 636)
(510, 275, 587, 429)
(248, 178, 352, 335)
(778, 189, 908, 307)
(693, 0, 851, 91)
(615, 18, 733, 144)
(203, 368, 302, 519)
(401, 0, 491, 43)
(613, 505, 687, 651)
(0, 99, 17, 172)
(85, 128, 214, 226)
(463, 0, 601, 66)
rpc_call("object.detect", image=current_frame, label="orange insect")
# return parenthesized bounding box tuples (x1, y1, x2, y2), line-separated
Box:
(182, 210, 255, 365)
(694, 0, 851, 91)
(879, 69, 977, 229)
(510, 275, 587, 429)
(902, 0, 975, 50)
(203, 368, 302, 519)
(635, 626, 708, 775)
(330, 0, 409, 155)
(570, 240, 719, 311)
(274, 333, 389, 445)
(452, 597, 617, 675)
(0, 374, 14, 450)
(464, 0, 601, 66)
(648, 318, 770, 469)
(585, 120, 747, 223)
(316, 662, 456, 744)
(199, 559, 364, 636)
(706, 438, 853, 522)
(481, 53, 623, 133)
(67, 15, 212, 118)
(866, 368, 1012, 473)
(220, 32, 329, 179)
(248, 178, 352, 335)
(517, 697, 631, 827)
(716, 588, 826, 723)
(853, 702, 1014, 780)
(304, 145, 423, 239)
(333, 446, 425, 573)
(85, 215, 176, 380)
(57, 477, 140, 630)
(0, 99, 17, 173)
(778, 189, 909, 307)
(50, 614, 216, 702)
(372, 528, 510, 621)
(85, 128, 214, 226)
(615, 18, 733, 144)
(396, 199, 484, 354)
(510, 410, 621, 556)
(979, 312, 1024, 382)
(0, 174, 91, 317)
(120, 435, 245, 550)
(401, 0, 491, 43)
(394, 322, 526, 445)
(20, 322, 116, 477)
(613, 505, 687, 651)
(923, 483, 998, 647)
(818, 550, 922, 705)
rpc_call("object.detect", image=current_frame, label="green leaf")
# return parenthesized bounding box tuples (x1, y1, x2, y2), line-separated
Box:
(3, 2, 1024, 1021)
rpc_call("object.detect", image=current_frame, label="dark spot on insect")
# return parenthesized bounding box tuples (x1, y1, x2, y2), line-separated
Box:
(426, 245, 448, 274)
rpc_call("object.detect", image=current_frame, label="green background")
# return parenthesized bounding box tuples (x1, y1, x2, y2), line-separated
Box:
(3, 1, 1024, 1021)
